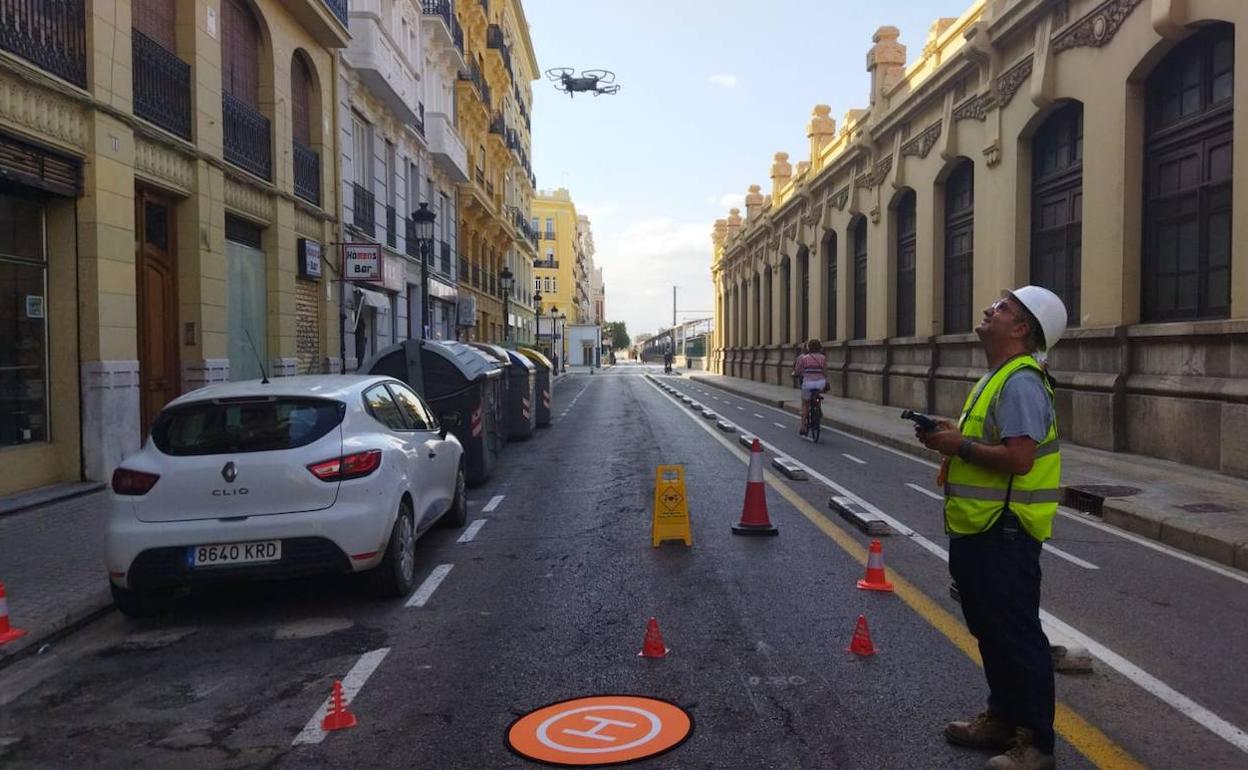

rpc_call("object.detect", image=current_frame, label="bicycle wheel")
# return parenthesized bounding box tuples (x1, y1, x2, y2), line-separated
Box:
(809, 403, 821, 443)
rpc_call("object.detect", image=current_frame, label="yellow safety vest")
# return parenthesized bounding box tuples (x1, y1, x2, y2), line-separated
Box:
(944, 355, 1061, 541)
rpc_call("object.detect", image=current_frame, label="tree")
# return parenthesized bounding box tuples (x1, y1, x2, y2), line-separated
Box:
(603, 321, 630, 350)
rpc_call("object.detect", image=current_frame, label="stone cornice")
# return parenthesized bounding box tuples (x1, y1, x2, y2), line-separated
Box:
(1051, 0, 1144, 54)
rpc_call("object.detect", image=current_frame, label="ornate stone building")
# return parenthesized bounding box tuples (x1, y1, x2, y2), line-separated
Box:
(711, 0, 1247, 477)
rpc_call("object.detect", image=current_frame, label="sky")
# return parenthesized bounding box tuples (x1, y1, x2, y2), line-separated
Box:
(524, 0, 966, 339)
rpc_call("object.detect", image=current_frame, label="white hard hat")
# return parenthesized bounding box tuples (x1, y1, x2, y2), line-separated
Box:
(1007, 285, 1067, 352)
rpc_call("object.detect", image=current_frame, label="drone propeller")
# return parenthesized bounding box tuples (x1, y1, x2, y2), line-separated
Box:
(581, 69, 616, 84)
(544, 67, 575, 81)
(597, 84, 621, 95)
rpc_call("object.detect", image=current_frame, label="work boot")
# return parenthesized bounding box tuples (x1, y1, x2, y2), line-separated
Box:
(944, 711, 1014, 750)
(986, 728, 1055, 770)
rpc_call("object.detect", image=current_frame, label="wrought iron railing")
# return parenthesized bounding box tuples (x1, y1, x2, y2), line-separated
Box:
(489, 113, 505, 135)
(323, 0, 348, 27)
(385, 205, 397, 248)
(416, 102, 425, 136)
(132, 31, 191, 140)
(406, 218, 420, 258)
(421, 0, 452, 27)
(440, 241, 452, 276)
(471, 264, 481, 287)
(293, 141, 321, 206)
(353, 183, 375, 237)
(452, 17, 464, 55)
(534, 260, 558, 269)
(0, 0, 86, 87)
(544, 230, 555, 240)
(459, 257, 470, 280)
(487, 25, 512, 80)
(475, 167, 484, 185)
(488, 272, 497, 296)
(223, 92, 272, 180)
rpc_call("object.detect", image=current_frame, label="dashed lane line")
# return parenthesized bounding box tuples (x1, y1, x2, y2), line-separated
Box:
(643, 376, 1140, 767)
(754, 413, 766, 419)
(292, 648, 391, 745)
(772, 422, 787, 429)
(482, 495, 505, 513)
(457, 519, 487, 544)
(842, 453, 867, 465)
(406, 564, 454, 608)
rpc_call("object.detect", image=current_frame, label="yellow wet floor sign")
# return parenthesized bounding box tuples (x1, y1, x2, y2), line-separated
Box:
(652, 465, 692, 547)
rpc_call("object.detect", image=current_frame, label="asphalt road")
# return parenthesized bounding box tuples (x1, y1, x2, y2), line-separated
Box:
(1, 363, 1245, 769)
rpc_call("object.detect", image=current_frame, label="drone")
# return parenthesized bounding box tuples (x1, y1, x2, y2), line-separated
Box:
(545, 68, 620, 97)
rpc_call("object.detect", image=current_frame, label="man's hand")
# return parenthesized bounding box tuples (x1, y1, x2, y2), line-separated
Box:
(916, 419, 961, 455)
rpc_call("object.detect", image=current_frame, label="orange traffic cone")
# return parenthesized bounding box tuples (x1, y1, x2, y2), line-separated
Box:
(321, 680, 358, 731)
(732, 439, 778, 536)
(0, 582, 27, 645)
(638, 617, 670, 658)
(847, 614, 876, 656)
(856, 540, 895, 592)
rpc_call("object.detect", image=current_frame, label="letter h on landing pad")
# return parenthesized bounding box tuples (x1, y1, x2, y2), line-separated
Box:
(652, 465, 692, 547)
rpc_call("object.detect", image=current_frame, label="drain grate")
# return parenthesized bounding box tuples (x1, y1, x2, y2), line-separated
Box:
(1175, 502, 1234, 514)
(1072, 484, 1140, 498)
(1064, 487, 1105, 516)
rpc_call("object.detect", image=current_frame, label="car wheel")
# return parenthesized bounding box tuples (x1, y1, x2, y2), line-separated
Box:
(371, 499, 417, 598)
(440, 464, 468, 528)
(110, 582, 174, 619)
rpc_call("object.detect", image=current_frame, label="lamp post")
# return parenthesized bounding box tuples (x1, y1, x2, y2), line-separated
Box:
(410, 202, 436, 339)
(533, 289, 542, 349)
(549, 305, 559, 370)
(500, 265, 514, 342)
(557, 310, 567, 373)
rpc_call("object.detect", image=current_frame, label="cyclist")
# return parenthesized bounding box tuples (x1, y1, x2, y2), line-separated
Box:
(792, 338, 828, 436)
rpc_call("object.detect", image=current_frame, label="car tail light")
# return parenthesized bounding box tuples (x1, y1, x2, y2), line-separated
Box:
(111, 467, 160, 496)
(307, 449, 382, 482)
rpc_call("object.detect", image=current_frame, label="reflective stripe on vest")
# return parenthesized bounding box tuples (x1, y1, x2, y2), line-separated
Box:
(943, 355, 1061, 541)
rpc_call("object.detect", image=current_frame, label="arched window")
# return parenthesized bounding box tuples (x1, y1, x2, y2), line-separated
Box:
(823, 232, 837, 340)
(222, 0, 261, 108)
(895, 190, 917, 337)
(1030, 102, 1083, 325)
(798, 246, 809, 342)
(291, 53, 314, 146)
(851, 216, 868, 339)
(944, 160, 974, 333)
(1143, 23, 1233, 321)
(780, 257, 791, 344)
(762, 267, 772, 343)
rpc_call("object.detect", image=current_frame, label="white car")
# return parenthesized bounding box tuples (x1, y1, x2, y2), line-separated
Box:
(105, 375, 467, 617)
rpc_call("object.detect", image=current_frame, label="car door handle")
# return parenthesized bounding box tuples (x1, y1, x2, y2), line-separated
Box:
(427, 450, 437, 458)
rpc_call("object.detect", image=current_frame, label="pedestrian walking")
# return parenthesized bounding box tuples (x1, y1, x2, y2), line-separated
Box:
(914, 285, 1067, 770)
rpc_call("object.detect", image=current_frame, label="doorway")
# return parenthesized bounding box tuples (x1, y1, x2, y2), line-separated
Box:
(135, 190, 179, 436)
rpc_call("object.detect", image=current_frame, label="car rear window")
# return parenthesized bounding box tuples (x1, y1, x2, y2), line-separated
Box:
(151, 397, 344, 456)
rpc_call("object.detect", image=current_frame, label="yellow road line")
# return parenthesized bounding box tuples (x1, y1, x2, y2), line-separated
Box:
(646, 377, 1142, 768)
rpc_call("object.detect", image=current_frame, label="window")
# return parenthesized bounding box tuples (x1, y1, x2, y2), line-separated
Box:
(363, 385, 408, 431)
(151, 397, 344, 455)
(545, 247, 554, 263)
(798, 248, 809, 342)
(851, 217, 868, 339)
(352, 113, 372, 188)
(531, 217, 539, 233)
(780, 258, 791, 344)
(1031, 102, 1083, 325)
(221, 0, 261, 107)
(895, 190, 917, 337)
(291, 54, 313, 146)
(544, 277, 551, 292)
(762, 267, 772, 342)
(545, 218, 554, 237)
(387, 383, 436, 430)
(552, 278, 557, 293)
(0, 195, 48, 447)
(1143, 23, 1234, 321)
(944, 161, 974, 333)
(823, 232, 837, 340)
(534, 277, 540, 293)
(135, 0, 176, 50)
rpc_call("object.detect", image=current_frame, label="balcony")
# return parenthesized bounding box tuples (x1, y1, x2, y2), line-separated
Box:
(544, 230, 556, 241)
(353, 183, 375, 237)
(471, 264, 481, 288)
(345, 12, 420, 125)
(385, 205, 397, 249)
(458, 257, 470, 282)
(534, 260, 559, 269)
(486, 24, 513, 82)
(489, 113, 506, 136)
(0, 0, 86, 87)
(416, 102, 425, 137)
(132, 31, 192, 140)
(284, 0, 350, 49)
(457, 60, 491, 112)
(421, 0, 465, 67)
(426, 112, 469, 183)
(223, 93, 272, 180)
(293, 141, 321, 206)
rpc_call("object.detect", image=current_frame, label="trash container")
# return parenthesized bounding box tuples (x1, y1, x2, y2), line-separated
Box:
(362, 339, 506, 486)
(516, 347, 554, 427)
(467, 343, 514, 449)
(501, 350, 537, 439)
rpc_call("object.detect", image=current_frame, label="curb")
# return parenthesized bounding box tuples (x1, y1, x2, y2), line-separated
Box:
(689, 375, 1248, 572)
(0, 591, 114, 671)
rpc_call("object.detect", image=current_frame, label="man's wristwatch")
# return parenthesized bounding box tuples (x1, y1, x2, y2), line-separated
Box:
(957, 439, 973, 461)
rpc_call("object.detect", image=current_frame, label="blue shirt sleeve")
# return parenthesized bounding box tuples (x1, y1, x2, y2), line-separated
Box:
(994, 369, 1053, 443)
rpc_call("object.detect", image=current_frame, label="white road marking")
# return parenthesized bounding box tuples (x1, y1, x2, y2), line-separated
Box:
(406, 564, 454, 608)
(292, 647, 391, 745)
(1042, 544, 1099, 570)
(736, 406, 746, 411)
(648, 375, 1248, 754)
(754, 413, 766, 419)
(457, 519, 487, 543)
(482, 495, 505, 513)
(773, 422, 787, 429)
(906, 482, 945, 501)
(842, 453, 867, 465)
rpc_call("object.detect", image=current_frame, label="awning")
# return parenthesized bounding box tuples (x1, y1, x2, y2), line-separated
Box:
(355, 286, 391, 309)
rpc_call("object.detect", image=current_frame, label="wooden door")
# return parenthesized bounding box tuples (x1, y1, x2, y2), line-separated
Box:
(136, 191, 179, 436)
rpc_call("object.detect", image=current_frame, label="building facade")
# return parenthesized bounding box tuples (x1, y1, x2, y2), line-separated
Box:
(0, 0, 345, 497)
(454, 0, 539, 345)
(711, 0, 1248, 477)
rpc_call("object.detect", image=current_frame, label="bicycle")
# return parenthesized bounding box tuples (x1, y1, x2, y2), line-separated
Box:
(804, 391, 823, 443)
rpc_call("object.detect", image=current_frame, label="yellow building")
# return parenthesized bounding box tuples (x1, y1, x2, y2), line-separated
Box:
(0, 0, 345, 497)
(454, 0, 540, 344)
(711, 0, 1248, 477)
(532, 188, 579, 318)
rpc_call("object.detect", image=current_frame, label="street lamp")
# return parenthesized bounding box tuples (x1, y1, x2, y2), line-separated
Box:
(411, 202, 437, 339)
(500, 265, 514, 342)
(557, 310, 568, 374)
(533, 289, 542, 348)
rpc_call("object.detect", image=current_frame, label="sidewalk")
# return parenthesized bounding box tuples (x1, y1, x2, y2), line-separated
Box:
(687, 371, 1248, 572)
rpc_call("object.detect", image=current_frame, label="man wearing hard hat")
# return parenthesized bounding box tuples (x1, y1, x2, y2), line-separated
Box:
(916, 285, 1067, 770)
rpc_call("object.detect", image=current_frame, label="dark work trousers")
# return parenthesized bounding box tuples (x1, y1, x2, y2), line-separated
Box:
(948, 512, 1055, 755)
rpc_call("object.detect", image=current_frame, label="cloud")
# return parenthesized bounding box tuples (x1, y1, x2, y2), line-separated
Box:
(707, 193, 745, 209)
(708, 74, 739, 88)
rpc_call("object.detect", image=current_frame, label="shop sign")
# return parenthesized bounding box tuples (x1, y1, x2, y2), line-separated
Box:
(342, 243, 382, 282)
(457, 294, 476, 326)
(297, 238, 322, 279)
